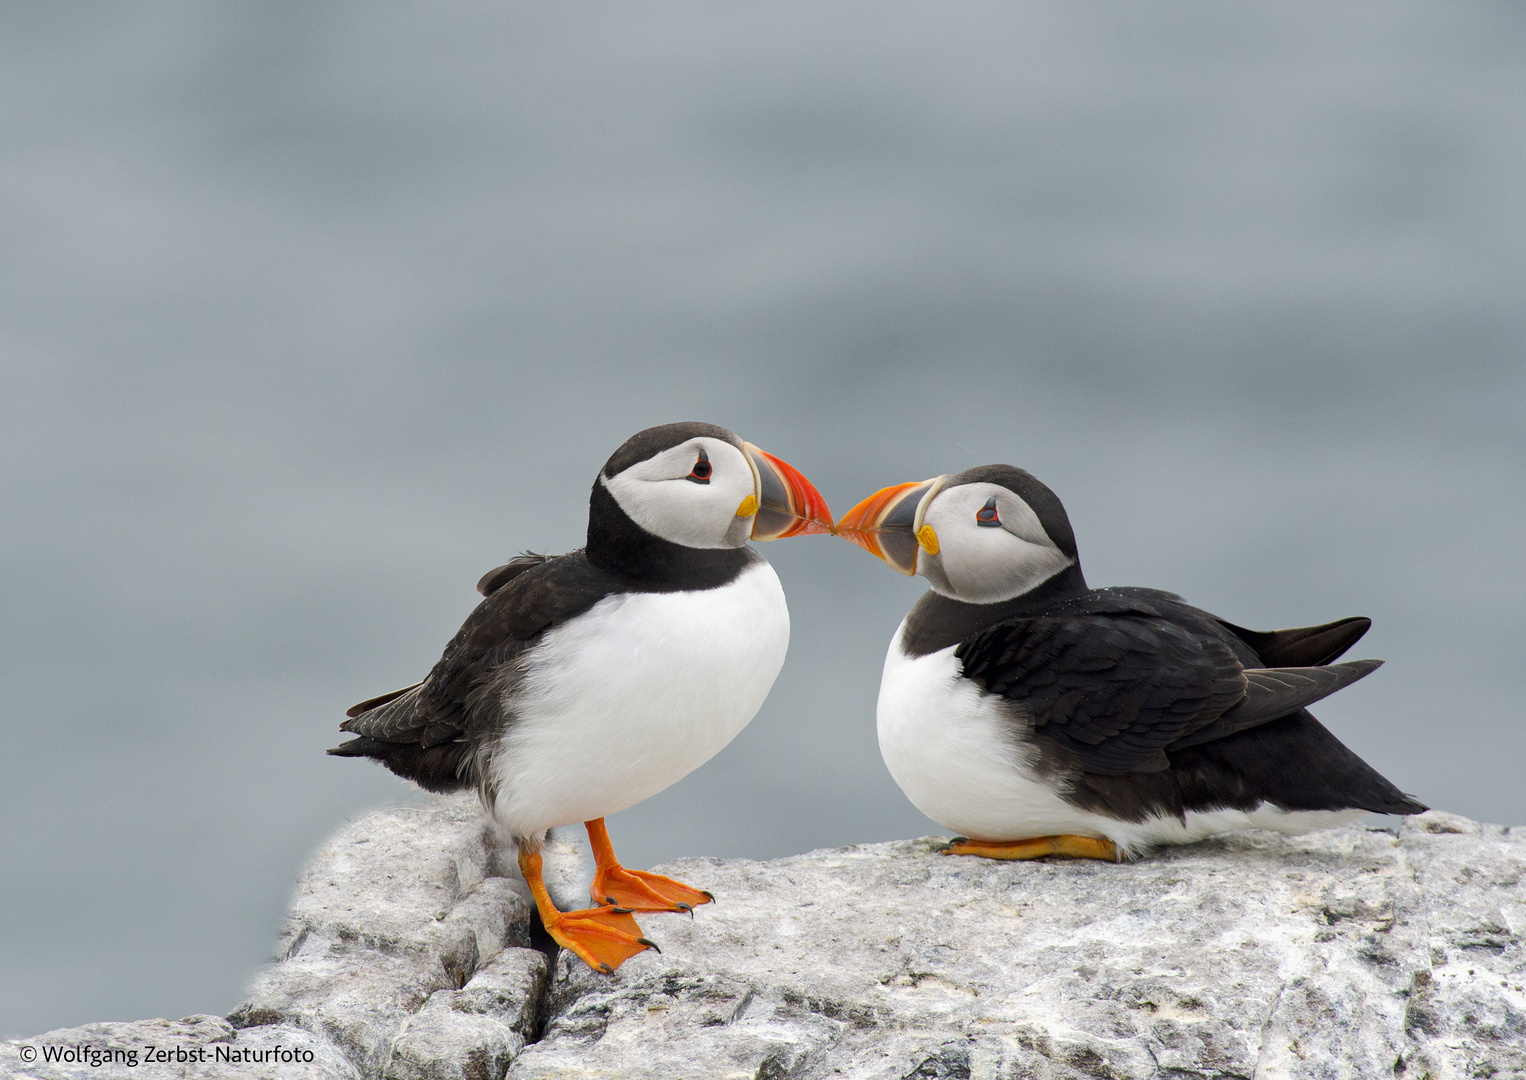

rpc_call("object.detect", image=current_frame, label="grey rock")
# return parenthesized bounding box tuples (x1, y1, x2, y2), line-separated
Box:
(511, 814, 1526, 1080)
(383, 948, 549, 1080)
(6, 798, 1523, 1079)
(229, 798, 540, 1079)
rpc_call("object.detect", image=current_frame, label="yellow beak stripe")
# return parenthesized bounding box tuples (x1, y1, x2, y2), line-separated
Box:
(917, 524, 939, 554)
(735, 495, 759, 518)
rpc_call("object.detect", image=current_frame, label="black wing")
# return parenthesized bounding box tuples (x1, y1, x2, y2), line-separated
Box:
(1216, 615, 1371, 667)
(1169, 659, 1383, 750)
(955, 614, 1382, 776)
(328, 549, 618, 791)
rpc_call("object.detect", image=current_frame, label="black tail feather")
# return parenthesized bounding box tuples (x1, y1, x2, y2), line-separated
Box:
(346, 682, 423, 719)
(1172, 710, 1427, 816)
(327, 735, 474, 795)
(1219, 616, 1372, 668)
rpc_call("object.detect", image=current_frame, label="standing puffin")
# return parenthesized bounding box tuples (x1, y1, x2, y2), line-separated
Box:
(835, 465, 1425, 862)
(330, 423, 831, 970)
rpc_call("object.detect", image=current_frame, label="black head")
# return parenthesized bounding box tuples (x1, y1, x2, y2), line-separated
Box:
(587, 422, 831, 585)
(836, 463, 1082, 603)
(599, 421, 744, 481)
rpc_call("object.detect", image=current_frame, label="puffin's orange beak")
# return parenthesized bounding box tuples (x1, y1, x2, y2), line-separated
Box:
(741, 444, 833, 540)
(834, 478, 943, 575)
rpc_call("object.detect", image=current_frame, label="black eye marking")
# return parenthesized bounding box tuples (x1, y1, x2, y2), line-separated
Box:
(975, 496, 1001, 527)
(686, 448, 712, 484)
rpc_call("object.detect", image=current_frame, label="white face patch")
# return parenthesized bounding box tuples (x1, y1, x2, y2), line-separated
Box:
(601, 437, 757, 549)
(917, 482, 1073, 602)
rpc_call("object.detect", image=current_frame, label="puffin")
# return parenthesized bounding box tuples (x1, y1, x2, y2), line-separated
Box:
(330, 422, 831, 970)
(834, 465, 1425, 862)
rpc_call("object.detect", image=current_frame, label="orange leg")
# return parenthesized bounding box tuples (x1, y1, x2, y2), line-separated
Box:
(518, 849, 657, 973)
(944, 834, 1121, 862)
(585, 818, 715, 914)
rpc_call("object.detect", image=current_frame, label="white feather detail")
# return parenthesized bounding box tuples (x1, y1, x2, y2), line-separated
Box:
(490, 559, 789, 839)
(876, 619, 1366, 857)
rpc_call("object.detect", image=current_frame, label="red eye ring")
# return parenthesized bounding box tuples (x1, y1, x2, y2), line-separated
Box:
(687, 448, 712, 484)
(975, 496, 1001, 527)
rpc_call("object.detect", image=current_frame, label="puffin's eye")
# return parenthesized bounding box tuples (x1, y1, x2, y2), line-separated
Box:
(686, 448, 712, 484)
(975, 497, 1001, 527)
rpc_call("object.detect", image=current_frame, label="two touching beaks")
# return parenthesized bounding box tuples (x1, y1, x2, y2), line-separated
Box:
(744, 454, 950, 578)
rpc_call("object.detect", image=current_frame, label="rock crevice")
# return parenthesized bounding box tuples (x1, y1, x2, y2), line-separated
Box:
(5, 798, 1523, 1079)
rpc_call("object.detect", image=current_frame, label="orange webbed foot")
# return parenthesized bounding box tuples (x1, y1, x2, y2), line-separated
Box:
(943, 834, 1121, 862)
(542, 905, 659, 973)
(590, 864, 715, 914)
(520, 847, 656, 973)
(583, 817, 714, 914)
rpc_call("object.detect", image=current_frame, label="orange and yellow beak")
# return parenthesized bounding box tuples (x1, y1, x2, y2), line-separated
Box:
(834, 477, 946, 575)
(741, 444, 834, 540)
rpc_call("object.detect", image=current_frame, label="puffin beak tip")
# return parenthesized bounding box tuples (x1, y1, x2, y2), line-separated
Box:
(833, 479, 938, 575)
(742, 444, 833, 540)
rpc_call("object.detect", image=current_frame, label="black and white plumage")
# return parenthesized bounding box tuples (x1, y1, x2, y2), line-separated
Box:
(330, 422, 831, 969)
(836, 464, 1425, 859)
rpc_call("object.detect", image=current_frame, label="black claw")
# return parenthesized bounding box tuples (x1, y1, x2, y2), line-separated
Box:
(604, 895, 618, 905)
(611, 906, 633, 915)
(638, 937, 661, 953)
(598, 962, 614, 974)
(702, 890, 716, 902)
(674, 902, 693, 913)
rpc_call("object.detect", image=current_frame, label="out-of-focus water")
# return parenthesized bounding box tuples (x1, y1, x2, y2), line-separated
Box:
(2, 1, 1522, 1037)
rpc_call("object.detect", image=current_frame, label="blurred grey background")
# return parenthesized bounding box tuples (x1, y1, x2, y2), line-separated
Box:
(2, 0, 1522, 1038)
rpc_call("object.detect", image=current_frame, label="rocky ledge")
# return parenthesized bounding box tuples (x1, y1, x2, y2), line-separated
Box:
(5, 796, 1524, 1079)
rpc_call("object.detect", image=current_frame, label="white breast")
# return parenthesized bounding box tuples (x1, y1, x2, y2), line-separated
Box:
(876, 619, 1366, 856)
(490, 559, 789, 841)
(877, 619, 1109, 842)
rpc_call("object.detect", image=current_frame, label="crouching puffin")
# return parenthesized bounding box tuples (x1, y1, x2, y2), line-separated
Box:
(835, 465, 1425, 862)
(330, 423, 831, 970)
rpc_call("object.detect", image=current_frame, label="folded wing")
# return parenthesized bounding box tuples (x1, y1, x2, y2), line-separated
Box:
(328, 550, 614, 792)
(955, 614, 1382, 776)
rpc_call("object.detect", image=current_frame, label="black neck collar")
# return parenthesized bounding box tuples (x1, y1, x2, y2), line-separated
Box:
(585, 480, 755, 592)
(900, 562, 1090, 656)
